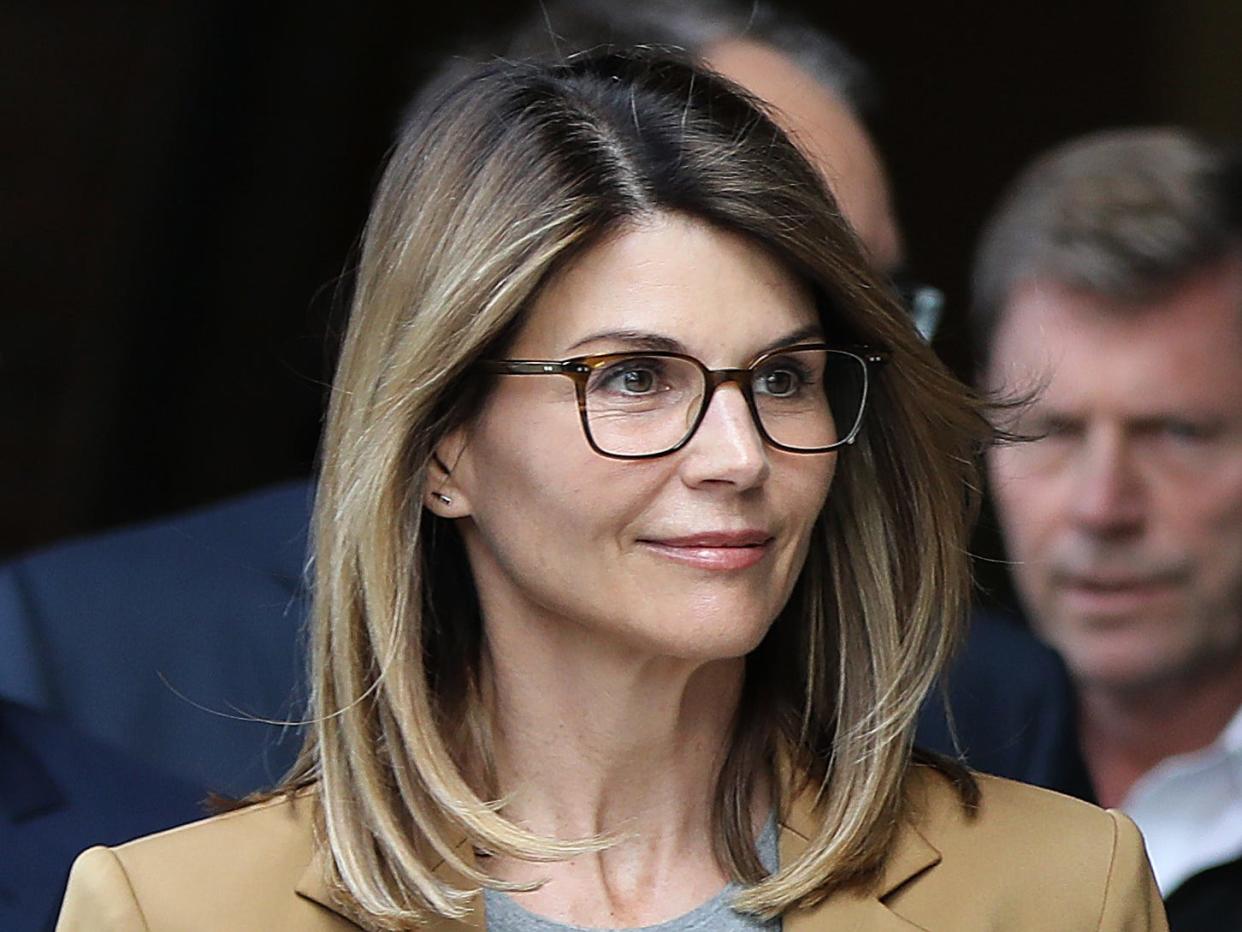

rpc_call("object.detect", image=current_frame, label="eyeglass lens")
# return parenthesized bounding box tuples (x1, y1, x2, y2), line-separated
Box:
(581, 349, 866, 457)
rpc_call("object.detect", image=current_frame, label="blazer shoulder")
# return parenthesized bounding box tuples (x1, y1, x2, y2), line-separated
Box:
(913, 765, 1108, 839)
(58, 846, 147, 930)
(57, 793, 343, 931)
(109, 791, 314, 869)
(889, 768, 1167, 930)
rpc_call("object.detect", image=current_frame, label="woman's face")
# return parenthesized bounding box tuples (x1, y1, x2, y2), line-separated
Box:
(437, 214, 837, 661)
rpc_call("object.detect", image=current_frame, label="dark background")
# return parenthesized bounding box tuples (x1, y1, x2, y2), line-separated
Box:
(5, 1, 1241, 569)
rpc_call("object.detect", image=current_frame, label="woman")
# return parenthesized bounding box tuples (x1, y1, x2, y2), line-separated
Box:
(58, 52, 1165, 930)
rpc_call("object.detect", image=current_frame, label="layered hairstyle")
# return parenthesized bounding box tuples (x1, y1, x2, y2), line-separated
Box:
(281, 50, 988, 927)
(971, 127, 1242, 365)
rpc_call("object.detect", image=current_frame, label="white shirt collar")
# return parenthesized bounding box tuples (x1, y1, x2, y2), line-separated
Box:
(1122, 701, 1242, 895)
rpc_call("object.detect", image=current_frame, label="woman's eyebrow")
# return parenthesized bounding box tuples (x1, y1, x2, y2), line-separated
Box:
(563, 330, 686, 354)
(754, 324, 825, 356)
(563, 323, 826, 358)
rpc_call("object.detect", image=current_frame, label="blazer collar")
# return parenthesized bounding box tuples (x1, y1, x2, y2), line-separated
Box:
(779, 783, 941, 931)
(296, 827, 484, 930)
(295, 783, 941, 931)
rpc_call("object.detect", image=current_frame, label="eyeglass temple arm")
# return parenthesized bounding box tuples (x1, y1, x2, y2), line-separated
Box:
(479, 360, 588, 375)
(840, 347, 888, 366)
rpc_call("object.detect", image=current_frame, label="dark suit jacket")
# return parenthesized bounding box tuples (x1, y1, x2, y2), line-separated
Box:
(0, 699, 203, 931)
(919, 608, 1095, 801)
(1165, 853, 1242, 932)
(0, 479, 1092, 801)
(0, 481, 312, 797)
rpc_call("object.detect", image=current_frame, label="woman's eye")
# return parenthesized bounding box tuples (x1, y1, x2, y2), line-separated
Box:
(596, 361, 663, 395)
(756, 366, 804, 397)
(620, 368, 656, 393)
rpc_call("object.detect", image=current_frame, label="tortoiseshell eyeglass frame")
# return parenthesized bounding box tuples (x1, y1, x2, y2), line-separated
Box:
(479, 343, 889, 460)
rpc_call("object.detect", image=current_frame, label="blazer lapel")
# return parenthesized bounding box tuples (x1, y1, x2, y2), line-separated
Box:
(296, 836, 484, 930)
(779, 786, 941, 932)
(784, 893, 931, 932)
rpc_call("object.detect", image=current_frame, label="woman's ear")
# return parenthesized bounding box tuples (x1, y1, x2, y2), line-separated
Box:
(424, 428, 472, 518)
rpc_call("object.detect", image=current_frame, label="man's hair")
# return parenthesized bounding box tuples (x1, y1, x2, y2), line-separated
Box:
(506, 0, 877, 113)
(286, 50, 987, 926)
(971, 128, 1242, 362)
(412, 0, 877, 123)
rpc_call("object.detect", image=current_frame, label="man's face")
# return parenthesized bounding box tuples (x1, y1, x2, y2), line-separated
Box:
(985, 255, 1242, 695)
(705, 39, 903, 272)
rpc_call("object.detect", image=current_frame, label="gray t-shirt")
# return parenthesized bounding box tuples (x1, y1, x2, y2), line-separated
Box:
(483, 816, 781, 931)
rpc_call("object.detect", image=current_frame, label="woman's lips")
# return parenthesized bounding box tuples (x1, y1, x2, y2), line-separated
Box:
(639, 531, 773, 570)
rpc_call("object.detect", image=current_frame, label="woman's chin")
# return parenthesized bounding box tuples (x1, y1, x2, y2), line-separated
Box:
(607, 604, 778, 663)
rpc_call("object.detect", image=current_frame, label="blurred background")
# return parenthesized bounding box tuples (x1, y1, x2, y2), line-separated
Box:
(4, 0, 1241, 568)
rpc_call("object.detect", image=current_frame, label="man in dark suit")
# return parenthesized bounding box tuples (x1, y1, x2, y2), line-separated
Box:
(1, 698, 202, 931)
(0, 0, 1092, 803)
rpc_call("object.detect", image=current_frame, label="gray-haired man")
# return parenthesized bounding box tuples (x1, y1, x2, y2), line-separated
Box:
(978, 129, 1242, 931)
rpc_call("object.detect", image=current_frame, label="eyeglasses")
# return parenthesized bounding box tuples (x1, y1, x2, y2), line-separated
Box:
(481, 343, 887, 460)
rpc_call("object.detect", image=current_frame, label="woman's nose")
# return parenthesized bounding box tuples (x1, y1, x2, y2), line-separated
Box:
(677, 383, 770, 490)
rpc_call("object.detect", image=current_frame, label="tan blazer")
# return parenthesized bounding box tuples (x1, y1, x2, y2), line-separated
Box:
(57, 768, 1167, 931)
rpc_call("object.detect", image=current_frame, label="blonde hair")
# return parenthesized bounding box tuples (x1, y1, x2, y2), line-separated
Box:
(280, 51, 988, 927)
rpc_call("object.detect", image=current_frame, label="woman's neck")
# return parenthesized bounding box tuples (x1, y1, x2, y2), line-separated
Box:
(479, 617, 763, 926)
(487, 636, 745, 837)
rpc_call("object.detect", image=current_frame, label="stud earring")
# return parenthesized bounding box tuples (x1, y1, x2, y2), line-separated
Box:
(433, 493, 452, 505)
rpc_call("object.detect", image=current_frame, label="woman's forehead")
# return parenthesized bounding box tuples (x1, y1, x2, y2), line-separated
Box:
(509, 214, 820, 362)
